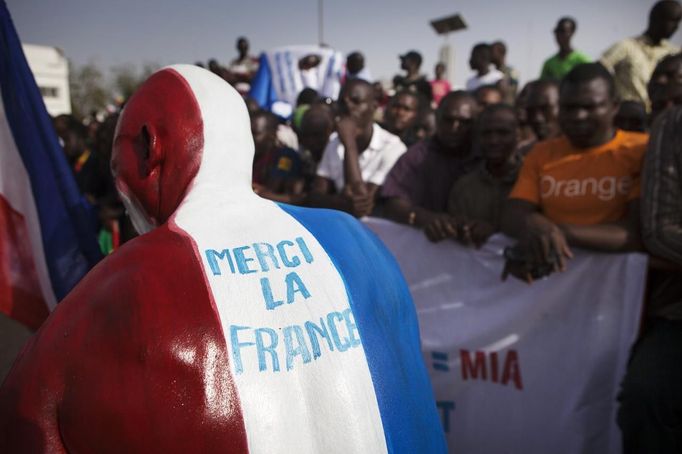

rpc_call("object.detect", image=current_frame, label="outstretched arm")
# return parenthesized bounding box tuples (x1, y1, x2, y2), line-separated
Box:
(559, 200, 642, 252)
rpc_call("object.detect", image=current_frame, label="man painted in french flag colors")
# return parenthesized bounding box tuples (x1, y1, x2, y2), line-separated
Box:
(0, 65, 446, 453)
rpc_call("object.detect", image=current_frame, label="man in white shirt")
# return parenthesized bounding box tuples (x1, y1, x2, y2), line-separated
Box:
(466, 43, 504, 92)
(309, 79, 406, 217)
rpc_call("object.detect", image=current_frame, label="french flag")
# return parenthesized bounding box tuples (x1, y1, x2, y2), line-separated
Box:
(0, 0, 101, 330)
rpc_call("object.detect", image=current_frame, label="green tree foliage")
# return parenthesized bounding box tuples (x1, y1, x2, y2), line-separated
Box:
(69, 60, 110, 119)
(111, 62, 160, 101)
(69, 61, 160, 119)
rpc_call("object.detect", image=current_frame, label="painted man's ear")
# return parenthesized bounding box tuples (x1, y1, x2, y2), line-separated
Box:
(136, 123, 162, 177)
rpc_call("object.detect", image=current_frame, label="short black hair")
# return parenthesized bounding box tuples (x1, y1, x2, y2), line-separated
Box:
(555, 16, 577, 32)
(437, 90, 477, 116)
(296, 87, 319, 106)
(393, 89, 428, 114)
(301, 102, 334, 131)
(338, 78, 375, 113)
(347, 51, 363, 62)
(560, 63, 616, 100)
(341, 77, 373, 94)
(526, 79, 560, 95)
(471, 43, 492, 59)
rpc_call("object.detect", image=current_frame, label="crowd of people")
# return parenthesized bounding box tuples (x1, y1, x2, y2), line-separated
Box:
(50, 1, 682, 451)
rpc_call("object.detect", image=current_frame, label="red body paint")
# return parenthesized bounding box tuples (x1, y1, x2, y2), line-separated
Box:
(0, 69, 248, 452)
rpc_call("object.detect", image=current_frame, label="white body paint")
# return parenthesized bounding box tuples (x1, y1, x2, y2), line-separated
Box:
(169, 65, 387, 454)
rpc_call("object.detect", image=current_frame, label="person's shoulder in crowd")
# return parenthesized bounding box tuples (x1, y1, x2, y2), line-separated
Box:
(611, 129, 649, 165)
(602, 36, 639, 56)
(388, 138, 432, 169)
(525, 129, 647, 162)
(522, 135, 570, 162)
(602, 34, 680, 63)
(372, 123, 407, 156)
(615, 128, 649, 148)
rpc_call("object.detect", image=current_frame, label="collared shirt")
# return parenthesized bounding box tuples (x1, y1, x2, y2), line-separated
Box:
(601, 34, 680, 107)
(641, 106, 682, 319)
(381, 138, 482, 212)
(447, 157, 522, 229)
(317, 123, 406, 192)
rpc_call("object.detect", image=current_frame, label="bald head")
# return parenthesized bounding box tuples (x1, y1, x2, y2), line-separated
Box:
(113, 66, 252, 232)
(648, 0, 682, 41)
(436, 91, 478, 154)
(299, 103, 335, 160)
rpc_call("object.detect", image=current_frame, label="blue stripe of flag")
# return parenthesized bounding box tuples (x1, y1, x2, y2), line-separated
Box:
(278, 203, 447, 453)
(0, 0, 101, 301)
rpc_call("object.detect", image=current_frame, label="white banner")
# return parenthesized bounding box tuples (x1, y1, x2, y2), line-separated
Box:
(365, 218, 647, 454)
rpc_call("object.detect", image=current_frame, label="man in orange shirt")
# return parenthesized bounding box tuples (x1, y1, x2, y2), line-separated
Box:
(501, 63, 646, 281)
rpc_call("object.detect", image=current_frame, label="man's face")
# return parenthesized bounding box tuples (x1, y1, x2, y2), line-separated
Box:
(347, 54, 364, 74)
(469, 49, 488, 72)
(652, 5, 682, 39)
(490, 44, 505, 66)
(342, 83, 376, 128)
(400, 56, 416, 72)
(435, 63, 445, 79)
(416, 111, 436, 141)
(559, 78, 617, 148)
(436, 97, 476, 153)
(386, 94, 419, 133)
(63, 130, 85, 161)
(251, 116, 276, 157)
(554, 21, 574, 48)
(526, 85, 560, 140)
(237, 39, 249, 55)
(299, 120, 332, 162)
(649, 58, 682, 121)
(478, 110, 519, 167)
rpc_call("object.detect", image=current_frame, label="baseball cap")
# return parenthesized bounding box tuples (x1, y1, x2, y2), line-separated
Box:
(399, 50, 422, 65)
